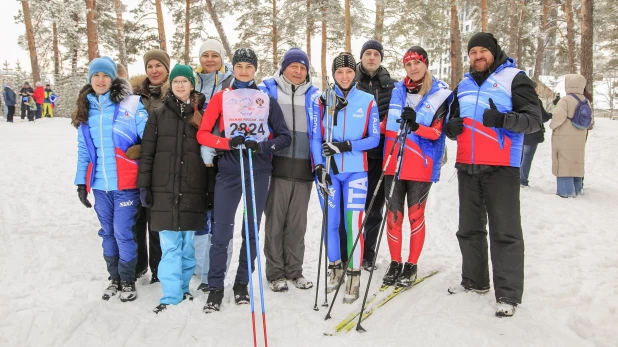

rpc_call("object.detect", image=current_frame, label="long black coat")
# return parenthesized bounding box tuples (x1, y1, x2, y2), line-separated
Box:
(137, 91, 208, 232)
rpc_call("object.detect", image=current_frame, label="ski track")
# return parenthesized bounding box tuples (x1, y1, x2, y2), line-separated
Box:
(1, 118, 617, 347)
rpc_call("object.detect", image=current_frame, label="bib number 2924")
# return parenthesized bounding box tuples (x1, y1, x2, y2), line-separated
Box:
(229, 122, 266, 136)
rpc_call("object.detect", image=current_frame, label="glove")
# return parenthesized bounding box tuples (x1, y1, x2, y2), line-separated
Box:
(244, 139, 261, 153)
(400, 107, 419, 132)
(444, 117, 464, 139)
(125, 144, 141, 159)
(315, 164, 332, 193)
(77, 184, 92, 208)
(482, 98, 505, 128)
(140, 188, 153, 208)
(229, 135, 245, 149)
(322, 141, 352, 157)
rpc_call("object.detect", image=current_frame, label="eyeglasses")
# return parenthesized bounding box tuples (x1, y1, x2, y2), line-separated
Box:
(172, 80, 191, 86)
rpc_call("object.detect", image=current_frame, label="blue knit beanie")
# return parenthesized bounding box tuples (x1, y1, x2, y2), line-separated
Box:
(280, 48, 310, 73)
(88, 56, 117, 83)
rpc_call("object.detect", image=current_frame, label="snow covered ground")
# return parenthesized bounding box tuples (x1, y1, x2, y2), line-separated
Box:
(1, 117, 617, 347)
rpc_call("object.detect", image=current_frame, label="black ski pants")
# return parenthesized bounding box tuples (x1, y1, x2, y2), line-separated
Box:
(133, 206, 161, 278)
(456, 166, 524, 305)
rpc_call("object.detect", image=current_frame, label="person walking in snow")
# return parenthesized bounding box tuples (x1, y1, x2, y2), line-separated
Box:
(310, 52, 380, 304)
(32, 82, 44, 119)
(128, 49, 171, 284)
(197, 48, 291, 313)
(380, 46, 452, 288)
(42, 84, 56, 118)
(137, 64, 209, 314)
(72, 56, 149, 302)
(259, 47, 320, 292)
(192, 39, 235, 294)
(549, 74, 589, 198)
(443, 32, 542, 317)
(3, 84, 16, 123)
(19, 82, 33, 121)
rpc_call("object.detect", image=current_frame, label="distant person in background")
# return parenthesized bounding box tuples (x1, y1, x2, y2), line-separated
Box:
(1, 84, 7, 116)
(42, 84, 55, 118)
(33, 82, 44, 119)
(19, 82, 33, 121)
(27, 95, 36, 121)
(117, 63, 128, 79)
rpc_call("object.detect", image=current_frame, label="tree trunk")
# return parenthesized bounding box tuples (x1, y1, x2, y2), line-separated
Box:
(204, 0, 233, 61)
(321, 0, 327, 89)
(481, 0, 488, 32)
(85, 0, 99, 61)
(52, 21, 60, 75)
(21, 0, 40, 83)
(114, 0, 128, 73)
(184, 0, 190, 64)
(533, 0, 551, 83)
(564, 0, 576, 73)
(155, 0, 167, 51)
(450, 0, 463, 87)
(306, 0, 312, 64)
(516, 1, 526, 71)
(508, 0, 518, 58)
(272, 0, 278, 70)
(374, 0, 385, 42)
(344, 0, 351, 51)
(543, 3, 558, 74)
(580, 0, 593, 96)
(71, 11, 79, 74)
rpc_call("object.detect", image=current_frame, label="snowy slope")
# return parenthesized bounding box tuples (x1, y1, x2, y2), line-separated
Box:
(0, 117, 617, 347)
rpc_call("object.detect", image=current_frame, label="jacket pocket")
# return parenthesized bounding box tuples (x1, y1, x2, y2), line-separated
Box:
(152, 152, 171, 187)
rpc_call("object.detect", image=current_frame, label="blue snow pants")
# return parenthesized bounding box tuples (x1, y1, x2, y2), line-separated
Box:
(159, 231, 196, 304)
(93, 189, 140, 282)
(315, 171, 368, 269)
(208, 171, 270, 291)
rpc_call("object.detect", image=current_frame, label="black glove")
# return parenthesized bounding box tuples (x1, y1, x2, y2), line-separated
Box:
(400, 107, 419, 132)
(140, 187, 153, 208)
(228, 135, 245, 149)
(552, 94, 561, 106)
(244, 139, 261, 153)
(444, 117, 464, 139)
(77, 184, 92, 208)
(482, 98, 505, 128)
(315, 164, 332, 193)
(322, 141, 352, 157)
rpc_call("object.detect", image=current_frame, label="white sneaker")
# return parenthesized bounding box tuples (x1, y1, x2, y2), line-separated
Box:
(495, 301, 517, 317)
(268, 278, 288, 292)
(291, 276, 313, 290)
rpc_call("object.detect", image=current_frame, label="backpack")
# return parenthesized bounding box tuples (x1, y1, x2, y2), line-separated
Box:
(568, 93, 592, 130)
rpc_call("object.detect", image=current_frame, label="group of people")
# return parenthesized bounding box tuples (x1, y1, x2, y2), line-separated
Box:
(2, 81, 55, 122)
(72, 31, 589, 319)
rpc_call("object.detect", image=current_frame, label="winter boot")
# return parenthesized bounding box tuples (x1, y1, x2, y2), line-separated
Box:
(268, 278, 289, 292)
(495, 300, 517, 317)
(150, 273, 160, 284)
(204, 289, 224, 313)
(343, 270, 361, 304)
(102, 279, 121, 301)
(447, 284, 490, 295)
(327, 261, 345, 293)
(197, 283, 209, 294)
(183, 292, 194, 301)
(119, 281, 137, 302)
(396, 263, 418, 287)
(233, 282, 250, 304)
(153, 303, 167, 314)
(362, 259, 377, 271)
(382, 261, 402, 286)
(291, 276, 313, 290)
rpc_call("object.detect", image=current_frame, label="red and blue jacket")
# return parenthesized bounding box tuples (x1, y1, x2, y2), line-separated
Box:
(456, 58, 524, 167)
(384, 78, 452, 182)
(75, 93, 148, 191)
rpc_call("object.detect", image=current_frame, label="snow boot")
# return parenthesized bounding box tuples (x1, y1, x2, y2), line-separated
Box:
(204, 290, 224, 313)
(397, 263, 418, 287)
(119, 281, 137, 302)
(233, 282, 250, 304)
(102, 279, 121, 300)
(327, 261, 345, 293)
(343, 270, 361, 304)
(291, 276, 313, 290)
(197, 283, 209, 294)
(268, 278, 288, 292)
(382, 261, 402, 286)
(362, 259, 377, 271)
(183, 292, 194, 301)
(495, 300, 517, 317)
(447, 284, 490, 295)
(153, 303, 167, 314)
(150, 274, 160, 284)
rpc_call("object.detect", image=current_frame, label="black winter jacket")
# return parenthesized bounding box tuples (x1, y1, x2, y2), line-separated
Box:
(137, 91, 208, 232)
(355, 64, 396, 158)
(523, 98, 552, 145)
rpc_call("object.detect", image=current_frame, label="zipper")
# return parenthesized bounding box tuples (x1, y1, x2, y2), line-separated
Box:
(98, 98, 109, 192)
(342, 97, 347, 172)
(291, 86, 296, 169)
(471, 81, 481, 164)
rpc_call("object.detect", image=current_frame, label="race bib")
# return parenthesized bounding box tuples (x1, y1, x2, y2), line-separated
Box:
(222, 89, 270, 142)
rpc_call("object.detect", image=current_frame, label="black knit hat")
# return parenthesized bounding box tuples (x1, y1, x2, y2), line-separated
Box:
(467, 32, 499, 57)
(360, 40, 384, 61)
(232, 48, 258, 68)
(332, 52, 356, 75)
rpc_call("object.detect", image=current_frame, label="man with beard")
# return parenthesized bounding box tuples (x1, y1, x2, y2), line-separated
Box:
(443, 32, 542, 317)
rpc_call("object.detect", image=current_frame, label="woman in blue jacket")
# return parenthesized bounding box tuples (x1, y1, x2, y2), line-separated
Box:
(310, 52, 380, 304)
(72, 56, 148, 302)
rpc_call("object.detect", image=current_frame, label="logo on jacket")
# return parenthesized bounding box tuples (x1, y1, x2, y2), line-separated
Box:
(119, 200, 134, 207)
(353, 108, 364, 118)
(255, 98, 265, 107)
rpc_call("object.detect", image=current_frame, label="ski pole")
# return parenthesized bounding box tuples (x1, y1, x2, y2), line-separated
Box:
(239, 144, 258, 347)
(324, 120, 409, 320)
(356, 124, 410, 333)
(247, 147, 269, 347)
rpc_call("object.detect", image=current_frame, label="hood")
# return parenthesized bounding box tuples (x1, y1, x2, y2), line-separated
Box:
(565, 74, 586, 95)
(273, 72, 312, 96)
(132, 74, 170, 98)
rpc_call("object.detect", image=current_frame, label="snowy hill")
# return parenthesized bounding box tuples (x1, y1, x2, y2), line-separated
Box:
(1, 118, 616, 347)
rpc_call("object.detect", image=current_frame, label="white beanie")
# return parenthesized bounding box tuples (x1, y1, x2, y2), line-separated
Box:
(35, 82, 43, 87)
(199, 39, 225, 64)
